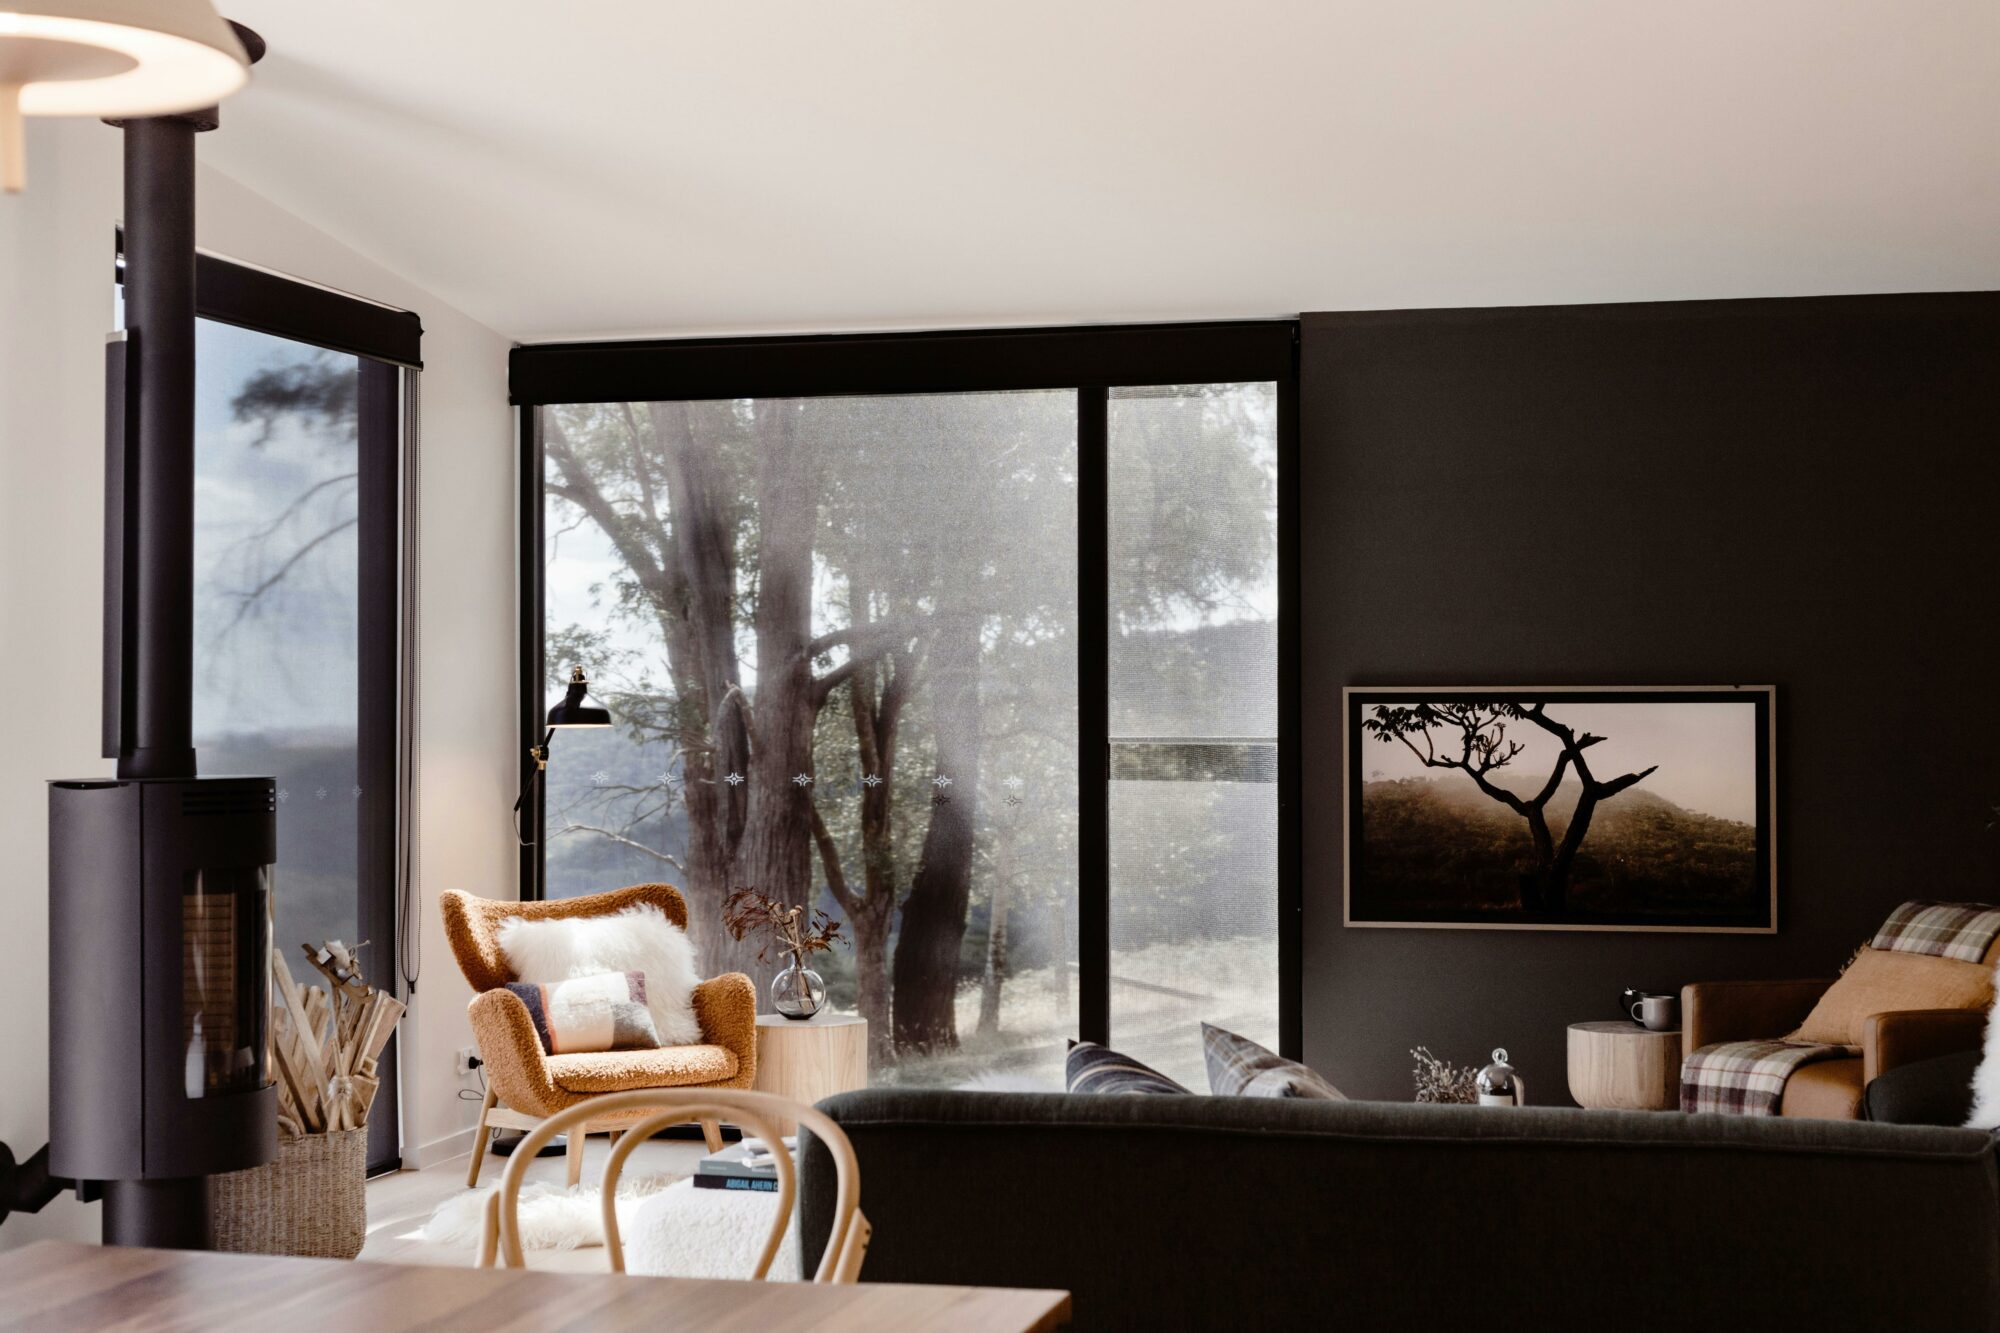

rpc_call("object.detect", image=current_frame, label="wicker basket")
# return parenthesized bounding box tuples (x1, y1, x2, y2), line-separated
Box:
(212, 1127, 368, 1259)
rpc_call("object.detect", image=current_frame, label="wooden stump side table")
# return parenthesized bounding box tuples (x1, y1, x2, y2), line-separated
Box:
(753, 1012, 869, 1134)
(1566, 1021, 1682, 1111)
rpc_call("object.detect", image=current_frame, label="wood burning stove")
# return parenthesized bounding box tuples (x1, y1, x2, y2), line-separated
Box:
(48, 778, 279, 1246)
(0, 22, 279, 1249)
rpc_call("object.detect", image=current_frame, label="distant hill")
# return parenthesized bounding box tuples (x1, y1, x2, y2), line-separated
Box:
(1352, 775, 1759, 921)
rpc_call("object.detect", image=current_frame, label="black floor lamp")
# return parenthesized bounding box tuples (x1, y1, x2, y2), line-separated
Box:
(512, 665, 611, 847)
(495, 666, 610, 1159)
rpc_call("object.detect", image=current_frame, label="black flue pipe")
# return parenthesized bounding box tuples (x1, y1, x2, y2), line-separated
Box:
(117, 116, 199, 781)
(101, 1178, 210, 1250)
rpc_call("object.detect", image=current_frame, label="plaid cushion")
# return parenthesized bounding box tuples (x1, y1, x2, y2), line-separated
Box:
(1680, 1039, 1851, 1115)
(1871, 900, 2000, 964)
(1202, 1024, 1345, 1100)
(1065, 1040, 1189, 1095)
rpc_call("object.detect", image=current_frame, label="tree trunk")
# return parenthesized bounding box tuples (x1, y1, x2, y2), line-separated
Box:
(976, 853, 1011, 1039)
(891, 614, 982, 1054)
(852, 910, 892, 1060)
(653, 403, 753, 971)
(1518, 806, 1556, 913)
(724, 401, 821, 994)
(848, 641, 905, 1065)
(1547, 792, 1604, 912)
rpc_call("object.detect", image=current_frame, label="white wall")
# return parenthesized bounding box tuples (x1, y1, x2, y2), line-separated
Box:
(0, 119, 515, 1246)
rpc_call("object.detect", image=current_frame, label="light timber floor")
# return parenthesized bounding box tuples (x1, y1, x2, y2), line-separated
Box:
(360, 1133, 710, 1271)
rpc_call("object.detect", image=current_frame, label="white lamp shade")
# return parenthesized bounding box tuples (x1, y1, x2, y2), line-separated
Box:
(0, 0, 249, 118)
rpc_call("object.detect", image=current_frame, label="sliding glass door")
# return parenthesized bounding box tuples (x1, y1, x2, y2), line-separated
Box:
(1107, 383, 1280, 1083)
(522, 324, 1293, 1089)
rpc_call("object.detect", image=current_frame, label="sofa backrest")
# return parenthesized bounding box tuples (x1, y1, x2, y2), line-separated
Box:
(800, 1089, 2000, 1331)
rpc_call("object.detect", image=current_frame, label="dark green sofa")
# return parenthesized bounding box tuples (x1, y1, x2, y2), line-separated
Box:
(799, 1089, 2000, 1331)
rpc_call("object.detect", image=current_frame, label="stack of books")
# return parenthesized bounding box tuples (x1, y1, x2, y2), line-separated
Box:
(693, 1136, 796, 1193)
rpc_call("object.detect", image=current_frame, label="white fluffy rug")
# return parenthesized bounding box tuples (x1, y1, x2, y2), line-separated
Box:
(421, 1173, 797, 1280)
(421, 1172, 681, 1252)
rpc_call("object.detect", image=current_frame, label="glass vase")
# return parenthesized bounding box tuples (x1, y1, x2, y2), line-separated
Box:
(772, 961, 826, 1020)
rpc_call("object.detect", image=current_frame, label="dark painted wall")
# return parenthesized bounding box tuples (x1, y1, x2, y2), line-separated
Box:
(1300, 293, 2000, 1103)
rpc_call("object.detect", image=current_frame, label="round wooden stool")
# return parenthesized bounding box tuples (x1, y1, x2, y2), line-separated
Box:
(1566, 1020, 1681, 1111)
(752, 1012, 868, 1134)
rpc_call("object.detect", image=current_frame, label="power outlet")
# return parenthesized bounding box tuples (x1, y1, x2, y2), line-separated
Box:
(455, 1047, 481, 1077)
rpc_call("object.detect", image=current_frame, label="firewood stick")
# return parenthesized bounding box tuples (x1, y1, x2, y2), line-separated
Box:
(273, 952, 331, 1129)
(269, 960, 322, 1131)
(332, 1000, 360, 1079)
(361, 995, 406, 1065)
(349, 1074, 380, 1123)
(339, 991, 371, 1071)
(269, 1026, 315, 1131)
(275, 1035, 319, 1132)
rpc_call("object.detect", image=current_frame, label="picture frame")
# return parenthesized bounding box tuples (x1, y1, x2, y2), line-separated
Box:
(1343, 686, 1775, 933)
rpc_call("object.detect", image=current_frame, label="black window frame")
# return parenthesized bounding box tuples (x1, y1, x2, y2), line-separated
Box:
(122, 244, 418, 1172)
(511, 320, 1301, 1058)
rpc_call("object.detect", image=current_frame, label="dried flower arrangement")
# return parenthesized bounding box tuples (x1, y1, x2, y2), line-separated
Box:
(722, 888, 844, 969)
(723, 889, 844, 1015)
(1410, 1045, 1479, 1104)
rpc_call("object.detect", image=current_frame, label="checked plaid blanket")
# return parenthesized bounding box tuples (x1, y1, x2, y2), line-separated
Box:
(1680, 1039, 1853, 1115)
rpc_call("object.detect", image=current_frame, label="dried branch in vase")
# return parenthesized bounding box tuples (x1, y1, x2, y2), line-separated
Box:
(722, 887, 845, 970)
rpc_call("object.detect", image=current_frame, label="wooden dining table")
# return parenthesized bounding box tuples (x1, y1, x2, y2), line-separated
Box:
(0, 1242, 1072, 1332)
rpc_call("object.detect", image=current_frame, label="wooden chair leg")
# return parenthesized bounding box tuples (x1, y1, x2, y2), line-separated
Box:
(566, 1126, 586, 1188)
(700, 1119, 724, 1154)
(466, 1086, 499, 1188)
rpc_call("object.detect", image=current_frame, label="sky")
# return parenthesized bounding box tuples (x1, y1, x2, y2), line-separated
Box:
(1358, 698, 1760, 824)
(191, 319, 360, 737)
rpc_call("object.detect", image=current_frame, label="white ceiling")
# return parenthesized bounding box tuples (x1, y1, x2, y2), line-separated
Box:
(205, 1, 2000, 343)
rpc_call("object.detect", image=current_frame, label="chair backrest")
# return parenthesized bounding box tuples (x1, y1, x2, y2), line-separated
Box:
(440, 884, 690, 993)
(477, 1087, 870, 1284)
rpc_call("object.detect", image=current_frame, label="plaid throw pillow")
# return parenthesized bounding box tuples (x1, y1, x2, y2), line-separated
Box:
(1202, 1023, 1345, 1100)
(1871, 900, 2000, 964)
(503, 970, 661, 1055)
(1065, 1040, 1190, 1095)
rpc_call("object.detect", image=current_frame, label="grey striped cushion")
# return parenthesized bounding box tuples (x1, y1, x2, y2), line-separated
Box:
(1065, 1040, 1190, 1095)
(1202, 1023, 1345, 1100)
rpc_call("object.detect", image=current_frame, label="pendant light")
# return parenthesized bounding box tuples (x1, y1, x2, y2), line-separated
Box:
(0, 0, 249, 192)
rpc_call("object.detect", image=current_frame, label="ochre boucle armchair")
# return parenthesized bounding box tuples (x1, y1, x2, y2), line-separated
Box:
(442, 884, 757, 1186)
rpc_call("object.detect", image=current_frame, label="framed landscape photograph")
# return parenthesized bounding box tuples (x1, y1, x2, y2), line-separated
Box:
(1344, 686, 1774, 932)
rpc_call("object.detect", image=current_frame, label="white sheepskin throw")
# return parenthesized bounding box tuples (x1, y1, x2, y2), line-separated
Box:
(623, 1180, 797, 1282)
(1966, 980, 2000, 1129)
(498, 904, 702, 1046)
(421, 1173, 680, 1251)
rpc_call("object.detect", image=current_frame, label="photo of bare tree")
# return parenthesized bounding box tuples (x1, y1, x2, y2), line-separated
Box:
(1344, 688, 1774, 931)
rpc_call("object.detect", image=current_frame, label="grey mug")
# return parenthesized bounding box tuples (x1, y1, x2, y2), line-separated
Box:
(1629, 994, 1678, 1031)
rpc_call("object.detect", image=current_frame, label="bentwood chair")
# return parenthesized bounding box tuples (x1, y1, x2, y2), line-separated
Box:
(477, 1088, 872, 1284)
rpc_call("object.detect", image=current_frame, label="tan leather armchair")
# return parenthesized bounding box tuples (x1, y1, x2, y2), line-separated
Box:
(442, 884, 758, 1185)
(1681, 979, 1986, 1120)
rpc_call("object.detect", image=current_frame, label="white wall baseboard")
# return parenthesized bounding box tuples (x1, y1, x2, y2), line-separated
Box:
(408, 1124, 478, 1171)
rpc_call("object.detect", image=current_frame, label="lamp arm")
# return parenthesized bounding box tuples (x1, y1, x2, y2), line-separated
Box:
(511, 728, 555, 848)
